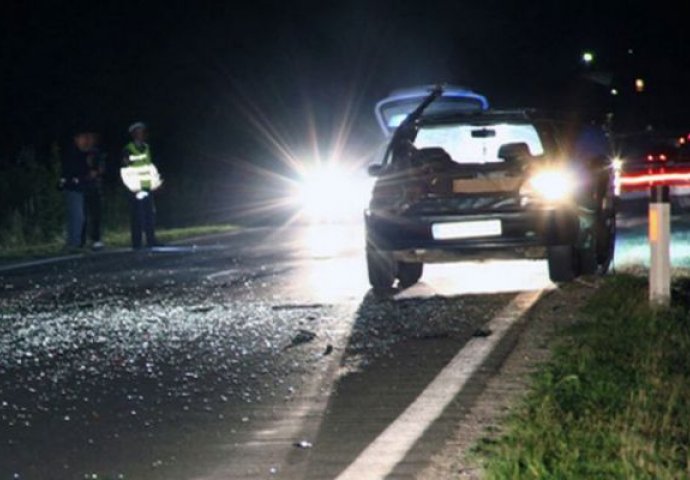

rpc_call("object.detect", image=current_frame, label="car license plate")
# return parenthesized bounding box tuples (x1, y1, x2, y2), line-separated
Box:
(431, 220, 502, 240)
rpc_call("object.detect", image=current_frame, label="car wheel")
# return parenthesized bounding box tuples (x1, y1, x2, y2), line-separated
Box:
(366, 246, 396, 291)
(397, 262, 423, 288)
(547, 245, 579, 283)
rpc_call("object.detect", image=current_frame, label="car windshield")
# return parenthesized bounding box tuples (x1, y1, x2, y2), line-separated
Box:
(413, 122, 545, 164)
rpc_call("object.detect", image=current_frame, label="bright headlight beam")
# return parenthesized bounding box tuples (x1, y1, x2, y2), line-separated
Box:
(294, 164, 373, 222)
(527, 168, 576, 202)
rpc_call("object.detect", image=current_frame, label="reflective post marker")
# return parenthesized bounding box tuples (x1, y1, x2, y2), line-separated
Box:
(649, 185, 671, 305)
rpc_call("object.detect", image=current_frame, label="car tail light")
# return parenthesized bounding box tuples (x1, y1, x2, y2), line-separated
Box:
(646, 153, 669, 163)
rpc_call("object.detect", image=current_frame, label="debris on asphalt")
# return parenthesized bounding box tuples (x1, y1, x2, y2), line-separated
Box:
(271, 303, 325, 311)
(0, 246, 513, 478)
(285, 329, 317, 349)
(293, 440, 313, 449)
(188, 305, 214, 313)
(472, 327, 493, 338)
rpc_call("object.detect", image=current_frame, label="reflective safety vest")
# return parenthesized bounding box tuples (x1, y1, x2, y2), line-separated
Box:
(121, 142, 161, 192)
(125, 142, 152, 166)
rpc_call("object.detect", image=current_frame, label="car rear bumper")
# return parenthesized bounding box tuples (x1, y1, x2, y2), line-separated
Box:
(365, 207, 580, 261)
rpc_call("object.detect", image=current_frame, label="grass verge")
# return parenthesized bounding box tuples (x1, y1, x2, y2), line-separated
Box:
(0, 224, 238, 260)
(478, 275, 690, 479)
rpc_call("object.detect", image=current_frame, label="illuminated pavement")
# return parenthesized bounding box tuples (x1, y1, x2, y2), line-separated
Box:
(2, 218, 647, 480)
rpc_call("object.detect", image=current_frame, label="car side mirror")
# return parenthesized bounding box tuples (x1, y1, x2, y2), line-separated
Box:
(497, 142, 532, 161)
(368, 164, 384, 177)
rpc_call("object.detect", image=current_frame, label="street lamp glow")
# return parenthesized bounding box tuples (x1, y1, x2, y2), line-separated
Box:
(635, 78, 645, 93)
(611, 88, 619, 96)
(582, 51, 594, 64)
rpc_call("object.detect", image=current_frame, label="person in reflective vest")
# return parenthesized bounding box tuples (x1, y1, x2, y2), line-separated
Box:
(121, 122, 160, 249)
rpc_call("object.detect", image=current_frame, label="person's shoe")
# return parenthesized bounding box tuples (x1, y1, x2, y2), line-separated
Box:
(91, 241, 104, 251)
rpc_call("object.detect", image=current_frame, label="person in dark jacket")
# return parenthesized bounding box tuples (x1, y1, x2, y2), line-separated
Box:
(82, 132, 106, 250)
(60, 131, 91, 250)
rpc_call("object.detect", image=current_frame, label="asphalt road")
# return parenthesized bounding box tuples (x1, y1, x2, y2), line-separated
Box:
(0, 205, 675, 480)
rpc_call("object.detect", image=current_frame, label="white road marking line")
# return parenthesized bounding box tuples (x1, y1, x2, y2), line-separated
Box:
(0, 229, 249, 275)
(0, 254, 84, 273)
(0, 248, 137, 274)
(335, 289, 544, 480)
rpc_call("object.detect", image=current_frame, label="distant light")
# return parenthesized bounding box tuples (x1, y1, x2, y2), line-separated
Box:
(628, 48, 634, 55)
(610, 88, 619, 96)
(635, 78, 645, 93)
(582, 51, 594, 64)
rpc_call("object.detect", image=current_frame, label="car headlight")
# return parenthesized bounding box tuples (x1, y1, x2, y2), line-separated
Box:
(294, 165, 373, 221)
(523, 168, 577, 202)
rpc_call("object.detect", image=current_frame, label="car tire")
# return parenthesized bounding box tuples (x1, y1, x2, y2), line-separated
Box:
(366, 246, 396, 291)
(397, 262, 423, 288)
(547, 245, 579, 283)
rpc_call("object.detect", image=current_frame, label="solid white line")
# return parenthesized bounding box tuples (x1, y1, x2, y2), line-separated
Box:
(335, 289, 544, 480)
(0, 254, 84, 273)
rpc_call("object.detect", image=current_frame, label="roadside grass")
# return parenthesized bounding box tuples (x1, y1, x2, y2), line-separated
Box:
(0, 224, 238, 260)
(478, 275, 690, 479)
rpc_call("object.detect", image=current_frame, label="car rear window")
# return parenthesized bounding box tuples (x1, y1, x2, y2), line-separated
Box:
(382, 97, 486, 129)
(414, 123, 544, 164)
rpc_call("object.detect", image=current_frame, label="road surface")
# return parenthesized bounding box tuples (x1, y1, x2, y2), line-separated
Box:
(0, 205, 675, 479)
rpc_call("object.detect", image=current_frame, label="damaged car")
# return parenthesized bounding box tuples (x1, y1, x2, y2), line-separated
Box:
(365, 86, 616, 289)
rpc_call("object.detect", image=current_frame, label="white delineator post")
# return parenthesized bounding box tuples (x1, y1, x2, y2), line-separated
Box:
(649, 185, 671, 305)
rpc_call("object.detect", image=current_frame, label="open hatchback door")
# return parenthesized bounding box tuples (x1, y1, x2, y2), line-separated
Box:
(375, 85, 489, 136)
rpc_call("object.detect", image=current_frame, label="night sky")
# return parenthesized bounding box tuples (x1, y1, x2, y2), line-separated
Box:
(1, 1, 688, 171)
